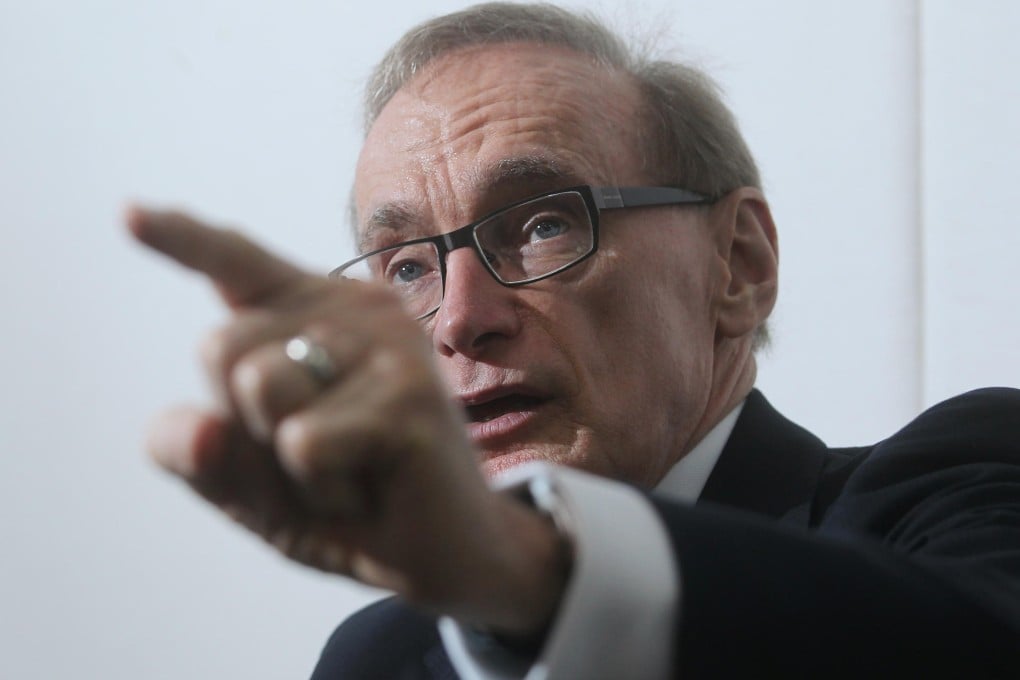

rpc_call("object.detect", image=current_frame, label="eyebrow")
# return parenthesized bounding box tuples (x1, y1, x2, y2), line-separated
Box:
(478, 155, 577, 193)
(359, 203, 420, 251)
(358, 155, 582, 252)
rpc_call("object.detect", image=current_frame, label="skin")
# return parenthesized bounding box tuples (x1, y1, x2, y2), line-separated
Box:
(356, 44, 778, 486)
(130, 43, 778, 637)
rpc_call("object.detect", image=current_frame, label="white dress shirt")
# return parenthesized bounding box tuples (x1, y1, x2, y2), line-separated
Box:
(441, 403, 745, 679)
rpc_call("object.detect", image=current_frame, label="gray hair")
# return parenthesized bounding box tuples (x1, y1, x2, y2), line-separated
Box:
(361, 1, 769, 348)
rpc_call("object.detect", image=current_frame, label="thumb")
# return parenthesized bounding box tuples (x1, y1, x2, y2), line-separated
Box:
(147, 405, 238, 503)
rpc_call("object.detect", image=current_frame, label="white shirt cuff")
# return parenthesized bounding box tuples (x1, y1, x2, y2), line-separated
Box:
(439, 462, 680, 680)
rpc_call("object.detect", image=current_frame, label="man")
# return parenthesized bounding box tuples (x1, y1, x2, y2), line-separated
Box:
(129, 3, 1020, 678)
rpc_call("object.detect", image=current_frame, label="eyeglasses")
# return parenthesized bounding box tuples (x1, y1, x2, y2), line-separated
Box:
(330, 185, 711, 319)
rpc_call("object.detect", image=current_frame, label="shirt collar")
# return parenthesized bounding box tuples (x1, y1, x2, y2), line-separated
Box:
(654, 400, 745, 503)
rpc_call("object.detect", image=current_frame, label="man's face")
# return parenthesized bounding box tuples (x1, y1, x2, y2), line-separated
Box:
(354, 44, 731, 487)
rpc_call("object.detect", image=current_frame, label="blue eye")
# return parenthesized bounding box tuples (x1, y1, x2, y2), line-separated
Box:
(529, 218, 567, 242)
(378, 242, 438, 286)
(392, 260, 425, 283)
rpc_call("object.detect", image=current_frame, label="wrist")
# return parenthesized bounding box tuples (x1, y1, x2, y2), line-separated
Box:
(434, 487, 572, 637)
(486, 495, 573, 636)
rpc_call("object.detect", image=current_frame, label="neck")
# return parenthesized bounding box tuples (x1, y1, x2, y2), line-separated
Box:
(675, 338, 757, 471)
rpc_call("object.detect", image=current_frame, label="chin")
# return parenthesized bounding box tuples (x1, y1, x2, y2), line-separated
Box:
(478, 450, 551, 481)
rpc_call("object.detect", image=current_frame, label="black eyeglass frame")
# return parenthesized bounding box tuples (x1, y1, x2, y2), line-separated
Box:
(329, 185, 712, 319)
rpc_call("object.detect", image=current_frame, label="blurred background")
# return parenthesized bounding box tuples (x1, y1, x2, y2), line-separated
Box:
(2, 0, 1017, 677)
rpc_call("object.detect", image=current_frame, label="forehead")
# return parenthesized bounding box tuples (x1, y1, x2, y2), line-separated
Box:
(354, 43, 645, 241)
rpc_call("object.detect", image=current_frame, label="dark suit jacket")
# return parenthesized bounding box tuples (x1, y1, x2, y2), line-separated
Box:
(311, 388, 1020, 678)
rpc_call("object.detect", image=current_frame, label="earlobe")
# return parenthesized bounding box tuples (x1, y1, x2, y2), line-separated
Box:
(712, 188, 779, 340)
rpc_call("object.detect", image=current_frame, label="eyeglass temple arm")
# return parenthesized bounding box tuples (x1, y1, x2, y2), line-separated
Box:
(592, 186, 710, 210)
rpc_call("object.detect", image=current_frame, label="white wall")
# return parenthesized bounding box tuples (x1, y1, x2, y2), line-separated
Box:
(919, 2, 1020, 404)
(2, 1, 1017, 678)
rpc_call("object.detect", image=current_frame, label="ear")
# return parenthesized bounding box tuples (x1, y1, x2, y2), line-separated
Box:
(710, 187, 779, 340)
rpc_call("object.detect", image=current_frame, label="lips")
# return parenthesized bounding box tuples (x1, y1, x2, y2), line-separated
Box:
(457, 386, 551, 443)
(465, 394, 546, 423)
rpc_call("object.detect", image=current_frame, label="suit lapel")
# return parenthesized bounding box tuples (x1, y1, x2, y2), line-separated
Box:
(698, 390, 830, 523)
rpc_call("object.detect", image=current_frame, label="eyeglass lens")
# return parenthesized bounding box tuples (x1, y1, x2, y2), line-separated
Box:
(342, 190, 595, 318)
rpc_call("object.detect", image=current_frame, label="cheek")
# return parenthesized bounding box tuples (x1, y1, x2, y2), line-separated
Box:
(586, 242, 716, 342)
(570, 244, 718, 400)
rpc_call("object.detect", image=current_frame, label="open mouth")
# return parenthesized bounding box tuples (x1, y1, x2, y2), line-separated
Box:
(465, 394, 546, 423)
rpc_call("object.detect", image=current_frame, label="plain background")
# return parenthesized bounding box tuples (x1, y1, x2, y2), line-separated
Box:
(2, 1, 1018, 677)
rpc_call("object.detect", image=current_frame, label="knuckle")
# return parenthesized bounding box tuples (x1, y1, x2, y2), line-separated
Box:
(276, 411, 389, 479)
(230, 351, 275, 408)
(199, 324, 236, 375)
(300, 320, 342, 346)
(276, 414, 327, 476)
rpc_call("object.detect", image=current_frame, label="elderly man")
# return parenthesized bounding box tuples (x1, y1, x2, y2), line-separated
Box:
(130, 3, 1020, 678)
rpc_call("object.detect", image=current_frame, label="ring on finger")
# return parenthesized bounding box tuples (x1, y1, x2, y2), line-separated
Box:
(285, 335, 336, 386)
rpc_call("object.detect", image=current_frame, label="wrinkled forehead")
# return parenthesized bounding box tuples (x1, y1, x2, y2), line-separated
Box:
(352, 44, 646, 244)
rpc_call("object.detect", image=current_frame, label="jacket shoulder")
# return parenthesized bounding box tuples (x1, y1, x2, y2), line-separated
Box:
(870, 386, 1020, 472)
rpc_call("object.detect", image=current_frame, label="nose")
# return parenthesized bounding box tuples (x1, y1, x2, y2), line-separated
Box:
(430, 247, 522, 358)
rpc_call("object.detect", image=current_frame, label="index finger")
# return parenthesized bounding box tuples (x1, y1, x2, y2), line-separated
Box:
(126, 205, 306, 308)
